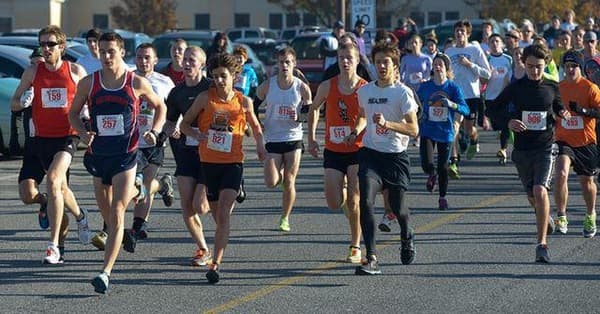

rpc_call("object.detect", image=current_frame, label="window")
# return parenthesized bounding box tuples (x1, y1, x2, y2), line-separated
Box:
(445, 11, 459, 21)
(377, 14, 391, 29)
(269, 13, 282, 29)
(0, 17, 11, 33)
(195, 14, 210, 29)
(235, 13, 250, 28)
(0, 57, 23, 79)
(246, 30, 259, 38)
(228, 30, 242, 41)
(93, 14, 108, 29)
(411, 11, 425, 27)
(303, 13, 317, 26)
(286, 13, 300, 27)
(427, 12, 442, 26)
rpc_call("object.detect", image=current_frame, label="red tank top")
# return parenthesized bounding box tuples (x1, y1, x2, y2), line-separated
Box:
(31, 61, 77, 137)
(324, 76, 367, 152)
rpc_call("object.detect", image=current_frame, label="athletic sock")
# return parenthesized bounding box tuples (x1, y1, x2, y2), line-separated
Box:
(132, 217, 145, 231)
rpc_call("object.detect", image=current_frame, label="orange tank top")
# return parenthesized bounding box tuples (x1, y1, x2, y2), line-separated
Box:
(198, 88, 247, 163)
(557, 78, 600, 147)
(324, 76, 367, 152)
(31, 61, 77, 137)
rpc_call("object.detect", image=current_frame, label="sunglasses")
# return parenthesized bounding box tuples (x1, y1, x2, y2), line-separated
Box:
(39, 41, 60, 48)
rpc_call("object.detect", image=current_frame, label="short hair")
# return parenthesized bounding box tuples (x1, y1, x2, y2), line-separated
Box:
(207, 53, 242, 77)
(232, 45, 248, 59)
(186, 45, 206, 64)
(99, 32, 125, 49)
(337, 42, 359, 58)
(85, 28, 101, 40)
(453, 20, 473, 35)
(522, 43, 551, 63)
(38, 25, 66, 44)
(136, 42, 157, 55)
(171, 38, 187, 47)
(338, 33, 358, 46)
(489, 33, 503, 42)
(371, 41, 400, 67)
(277, 46, 296, 60)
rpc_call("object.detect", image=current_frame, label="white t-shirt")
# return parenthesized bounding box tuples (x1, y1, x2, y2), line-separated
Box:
(445, 43, 491, 99)
(263, 76, 304, 143)
(486, 53, 513, 100)
(138, 71, 175, 148)
(357, 81, 419, 153)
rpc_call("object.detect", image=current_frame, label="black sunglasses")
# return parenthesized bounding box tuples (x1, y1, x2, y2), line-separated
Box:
(39, 41, 60, 48)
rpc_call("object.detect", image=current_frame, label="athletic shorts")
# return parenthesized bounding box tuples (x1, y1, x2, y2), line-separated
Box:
(266, 140, 304, 154)
(31, 136, 78, 171)
(201, 162, 243, 202)
(84, 151, 138, 185)
(358, 147, 411, 191)
(18, 144, 45, 184)
(173, 145, 203, 181)
(556, 142, 598, 177)
(138, 146, 165, 168)
(511, 144, 557, 197)
(323, 149, 359, 175)
(465, 98, 483, 121)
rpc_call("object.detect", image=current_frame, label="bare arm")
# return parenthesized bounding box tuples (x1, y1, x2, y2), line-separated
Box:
(10, 65, 36, 112)
(255, 79, 270, 101)
(373, 110, 419, 138)
(70, 62, 88, 84)
(243, 96, 266, 161)
(180, 92, 207, 142)
(307, 80, 328, 157)
(68, 76, 93, 144)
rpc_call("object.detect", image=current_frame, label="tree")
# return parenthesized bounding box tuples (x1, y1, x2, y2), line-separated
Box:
(267, 0, 338, 27)
(110, 0, 177, 35)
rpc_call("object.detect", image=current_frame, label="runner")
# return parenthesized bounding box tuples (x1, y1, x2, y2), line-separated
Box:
(308, 42, 367, 263)
(122, 43, 176, 253)
(160, 38, 187, 85)
(417, 53, 469, 211)
(488, 43, 570, 263)
(163, 46, 213, 267)
(354, 41, 419, 275)
(554, 49, 600, 237)
(77, 28, 102, 74)
(256, 47, 312, 232)
(10, 25, 91, 264)
(68, 31, 166, 293)
(180, 52, 266, 284)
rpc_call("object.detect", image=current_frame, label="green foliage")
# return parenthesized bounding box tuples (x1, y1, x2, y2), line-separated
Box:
(109, 0, 177, 35)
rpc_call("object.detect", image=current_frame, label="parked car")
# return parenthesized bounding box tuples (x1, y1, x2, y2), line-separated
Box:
(0, 77, 24, 157)
(226, 27, 278, 42)
(279, 26, 325, 43)
(1, 28, 41, 37)
(420, 19, 505, 50)
(0, 36, 86, 63)
(290, 31, 328, 95)
(153, 30, 232, 70)
(233, 38, 280, 77)
(77, 29, 152, 63)
(0, 44, 32, 79)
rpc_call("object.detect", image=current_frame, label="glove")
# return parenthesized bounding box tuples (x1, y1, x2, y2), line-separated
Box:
(568, 101, 583, 114)
(156, 131, 168, 147)
(20, 87, 34, 108)
(441, 97, 458, 110)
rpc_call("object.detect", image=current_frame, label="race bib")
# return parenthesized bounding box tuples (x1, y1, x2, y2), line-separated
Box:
(138, 113, 153, 134)
(561, 116, 584, 130)
(185, 127, 200, 146)
(329, 126, 351, 144)
(97, 114, 125, 136)
(428, 106, 449, 122)
(207, 129, 233, 153)
(373, 124, 392, 142)
(275, 104, 297, 121)
(41, 88, 67, 108)
(522, 111, 547, 131)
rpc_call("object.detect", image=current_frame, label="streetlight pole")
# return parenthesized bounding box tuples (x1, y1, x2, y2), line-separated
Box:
(338, 0, 346, 25)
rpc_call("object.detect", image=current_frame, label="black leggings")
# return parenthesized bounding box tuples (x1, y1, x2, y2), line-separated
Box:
(499, 127, 510, 150)
(419, 137, 450, 197)
(359, 175, 410, 258)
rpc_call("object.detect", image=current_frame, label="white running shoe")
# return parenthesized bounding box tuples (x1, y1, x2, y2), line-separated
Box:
(77, 208, 91, 244)
(378, 212, 396, 232)
(43, 245, 62, 264)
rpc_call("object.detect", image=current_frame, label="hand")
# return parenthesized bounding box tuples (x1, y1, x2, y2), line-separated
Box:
(508, 119, 526, 133)
(143, 130, 158, 146)
(560, 109, 571, 120)
(20, 88, 34, 108)
(441, 97, 458, 109)
(373, 112, 386, 127)
(307, 140, 320, 158)
(344, 132, 357, 146)
(171, 128, 181, 139)
(79, 131, 96, 146)
(459, 56, 471, 68)
(256, 144, 267, 161)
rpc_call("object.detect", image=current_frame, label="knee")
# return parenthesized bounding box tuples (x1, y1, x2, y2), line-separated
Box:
(532, 186, 547, 199)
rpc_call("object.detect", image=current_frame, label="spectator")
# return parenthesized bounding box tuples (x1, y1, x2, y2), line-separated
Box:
(206, 32, 229, 62)
(352, 20, 368, 58)
(584, 16, 596, 32)
(77, 28, 102, 73)
(319, 20, 345, 71)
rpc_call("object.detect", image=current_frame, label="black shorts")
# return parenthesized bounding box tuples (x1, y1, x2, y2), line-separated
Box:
(266, 140, 304, 154)
(138, 146, 165, 168)
(174, 145, 203, 182)
(201, 162, 243, 202)
(323, 149, 359, 175)
(84, 151, 138, 185)
(556, 142, 598, 177)
(358, 147, 411, 190)
(18, 144, 45, 184)
(31, 136, 78, 171)
(512, 145, 557, 197)
(465, 98, 483, 121)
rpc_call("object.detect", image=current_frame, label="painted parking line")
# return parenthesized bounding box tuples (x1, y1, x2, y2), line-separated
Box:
(204, 194, 511, 314)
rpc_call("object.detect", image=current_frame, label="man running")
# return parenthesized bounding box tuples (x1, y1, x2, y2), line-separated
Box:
(160, 38, 187, 85)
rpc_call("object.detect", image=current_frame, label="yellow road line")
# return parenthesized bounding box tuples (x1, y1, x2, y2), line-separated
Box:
(204, 194, 511, 314)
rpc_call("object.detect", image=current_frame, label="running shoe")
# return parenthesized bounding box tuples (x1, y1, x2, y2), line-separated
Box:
(400, 230, 415, 265)
(355, 257, 381, 275)
(346, 246, 361, 264)
(91, 231, 108, 251)
(547, 216, 555, 235)
(535, 244, 550, 263)
(76, 208, 91, 245)
(448, 163, 460, 180)
(134, 173, 146, 204)
(123, 229, 137, 253)
(378, 212, 396, 232)
(38, 193, 49, 230)
(555, 215, 568, 235)
(191, 248, 211, 266)
(583, 213, 597, 238)
(236, 178, 246, 203)
(206, 263, 220, 284)
(159, 173, 174, 207)
(136, 221, 149, 240)
(438, 197, 448, 211)
(466, 143, 477, 160)
(278, 216, 290, 232)
(496, 149, 507, 165)
(92, 272, 110, 294)
(426, 174, 437, 192)
(43, 244, 62, 265)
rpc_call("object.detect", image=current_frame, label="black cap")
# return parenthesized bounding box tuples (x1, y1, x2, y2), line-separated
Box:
(333, 20, 345, 29)
(562, 49, 584, 69)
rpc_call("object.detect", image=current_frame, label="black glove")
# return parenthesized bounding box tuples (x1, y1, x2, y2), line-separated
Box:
(156, 131, 168, 147)
(569, 101, 584, 114)
(568, 101, 600, 118)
